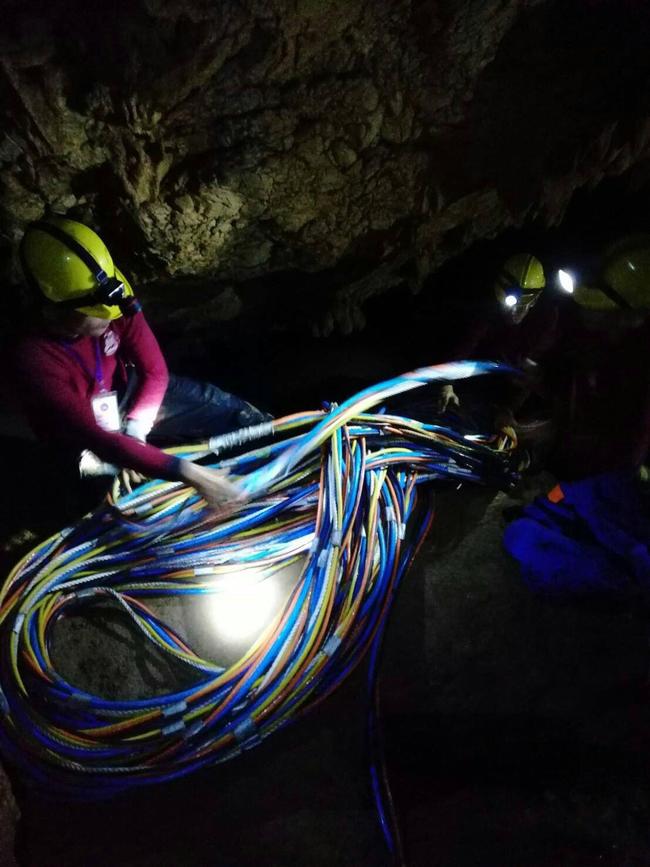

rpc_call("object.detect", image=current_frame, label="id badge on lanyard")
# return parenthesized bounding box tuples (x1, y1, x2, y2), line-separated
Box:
(91, 390, 121, 432)
(91, 336, 121, 431)
(62, 335, 122, 433)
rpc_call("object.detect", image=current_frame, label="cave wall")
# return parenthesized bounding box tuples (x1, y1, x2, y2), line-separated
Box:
(1, 0, 650, 337)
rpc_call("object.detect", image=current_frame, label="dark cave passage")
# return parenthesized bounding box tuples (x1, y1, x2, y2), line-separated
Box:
(157, 169, 650, 420)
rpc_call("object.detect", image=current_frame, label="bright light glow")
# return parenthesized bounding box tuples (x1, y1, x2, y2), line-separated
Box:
(504, 294, 518, 308)
(557, 269, 575, 294)
(204, 569, 280, 644)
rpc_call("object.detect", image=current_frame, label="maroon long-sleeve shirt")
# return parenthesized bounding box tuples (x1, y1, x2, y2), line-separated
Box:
(3, 312, 181, 479)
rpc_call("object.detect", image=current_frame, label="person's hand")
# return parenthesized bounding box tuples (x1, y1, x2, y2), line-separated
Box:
(120, 468, 147, 493)
(78, 450, 119, 478)
(124, 418, 150, 443)
(494, 406, 517, 431)
(438, 384, 460, 413)
(178, 461, 246, 517)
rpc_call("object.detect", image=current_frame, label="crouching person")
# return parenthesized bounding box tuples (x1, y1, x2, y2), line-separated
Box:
(2, 217, 272, 514)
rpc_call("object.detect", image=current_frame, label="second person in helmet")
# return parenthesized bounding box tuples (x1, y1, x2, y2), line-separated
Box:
(3, 216, 272, 514)
(538, 233, 650, 479)
(437, 252, 560, 414)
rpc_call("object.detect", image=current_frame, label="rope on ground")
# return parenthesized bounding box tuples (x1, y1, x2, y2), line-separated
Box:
(0, 362, 518, 803)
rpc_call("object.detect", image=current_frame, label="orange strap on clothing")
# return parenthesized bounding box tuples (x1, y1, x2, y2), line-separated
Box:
(547, 484, 564, 504)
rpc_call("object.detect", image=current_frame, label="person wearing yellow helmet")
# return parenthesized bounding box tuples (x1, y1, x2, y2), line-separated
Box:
(503, 237, 650, 596)
(568, 233, 650, 322)
(19, 217, 141, 324)
(493, 252, 547, 324)
(3, 217, 271, 514)
(438, 252, 559, 414)
(537, 234, 650, 479)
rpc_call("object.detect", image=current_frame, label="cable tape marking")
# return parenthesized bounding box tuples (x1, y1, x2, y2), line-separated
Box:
(162, 719, 186, 737)
(162, 700, 187, 718)
(322, 634, 341, 657)
(208, 421, 274, 454)
(77, 588, 101, 600)
(234, 716, 261, 749)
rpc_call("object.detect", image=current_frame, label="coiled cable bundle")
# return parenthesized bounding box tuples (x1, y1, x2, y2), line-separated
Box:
(0, 362, 518, 804)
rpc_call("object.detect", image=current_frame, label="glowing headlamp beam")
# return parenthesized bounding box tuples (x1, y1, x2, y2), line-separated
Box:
(557, 269, 575, 294)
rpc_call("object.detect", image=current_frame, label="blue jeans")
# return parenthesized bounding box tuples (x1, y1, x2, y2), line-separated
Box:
(148, 375, 272, 445)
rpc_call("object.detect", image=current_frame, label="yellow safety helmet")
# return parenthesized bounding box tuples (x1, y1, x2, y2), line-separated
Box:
(20, 217, 138, 320)
(572, 234, 650, 311)
(494, 253, 546, 309)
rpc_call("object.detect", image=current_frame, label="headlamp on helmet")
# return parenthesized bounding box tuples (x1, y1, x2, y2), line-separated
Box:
(499, 286, 539, 310)
(53, 267, 141, 317)
(557, 269, 575, 294)
(494, 253, 545, 312)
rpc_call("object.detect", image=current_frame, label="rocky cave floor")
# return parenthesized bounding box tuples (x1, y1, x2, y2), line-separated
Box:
(2, 458, 650, 866)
